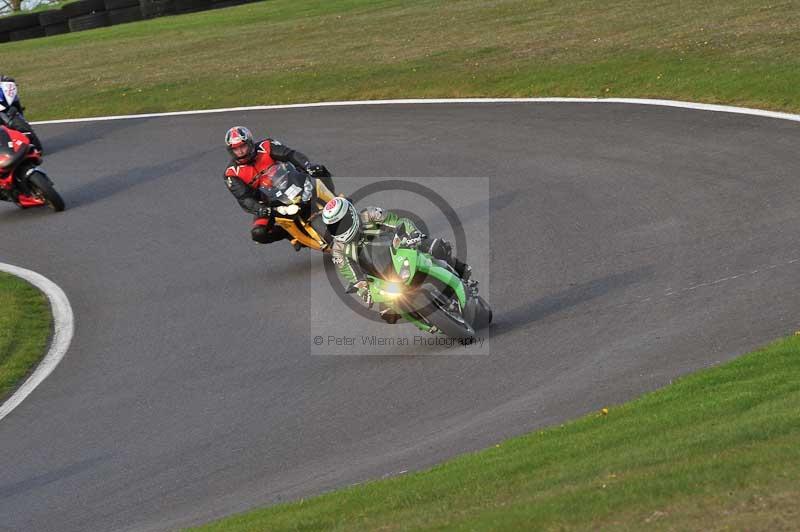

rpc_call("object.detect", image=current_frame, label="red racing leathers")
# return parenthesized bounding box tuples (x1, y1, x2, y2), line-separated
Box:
(224, 138, 312, 243)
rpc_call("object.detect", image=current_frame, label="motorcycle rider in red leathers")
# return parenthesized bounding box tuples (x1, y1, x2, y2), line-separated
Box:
(223, 126, 331, 245)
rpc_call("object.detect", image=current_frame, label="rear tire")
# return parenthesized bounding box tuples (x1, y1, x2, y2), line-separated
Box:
(28, 172, 65, 212)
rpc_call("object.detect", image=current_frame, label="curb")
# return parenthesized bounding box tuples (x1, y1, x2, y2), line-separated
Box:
(30, 97, 800, 125)
(0, 263, 74, 422)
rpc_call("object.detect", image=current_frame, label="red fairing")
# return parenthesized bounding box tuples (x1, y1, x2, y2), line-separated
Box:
(4, 126, 30, 145)
(0, 175, 12, 190)
(16, 193, 45, 208)
(7, 127, 42, 163)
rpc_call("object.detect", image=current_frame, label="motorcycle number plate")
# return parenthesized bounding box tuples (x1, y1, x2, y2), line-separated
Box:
(284, 184, 302, 201)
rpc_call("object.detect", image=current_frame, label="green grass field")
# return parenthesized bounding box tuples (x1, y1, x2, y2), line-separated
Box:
(193, 336, 800, 531)
(2, 0, 799, 120)
(0, 273, 51, 401)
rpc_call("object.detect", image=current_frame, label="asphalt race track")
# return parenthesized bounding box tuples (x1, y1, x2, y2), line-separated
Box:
(1, 102, 799, 531)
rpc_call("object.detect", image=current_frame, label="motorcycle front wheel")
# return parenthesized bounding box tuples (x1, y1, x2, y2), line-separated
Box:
(402, 287, 476, 339)
(28, 171, 65, 212)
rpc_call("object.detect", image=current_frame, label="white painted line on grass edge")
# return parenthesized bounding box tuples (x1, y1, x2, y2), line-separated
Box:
(30, 98, 800, 125)
(0, 263, 74, 422)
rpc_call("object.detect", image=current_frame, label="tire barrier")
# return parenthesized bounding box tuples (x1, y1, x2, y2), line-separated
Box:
(1, 0, 262, 42)
(0, 12, 38, 32)
(9, 24, 45, 40)
(38, 9, 68, 25)
(104, 0, 140, 10)
(61, 0, 106, 18)
(43, 21, 70, 35)
(174, 0, 211, 14)
(68, 11, 110, 32)
(139, 0, 174, 18)
(107, 5, 142, 25)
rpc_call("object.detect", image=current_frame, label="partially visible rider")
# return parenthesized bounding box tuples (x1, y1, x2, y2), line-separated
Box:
(322, 197, 471, 314)
(0, 75, 43, 153)
(223, 125, 332, 245)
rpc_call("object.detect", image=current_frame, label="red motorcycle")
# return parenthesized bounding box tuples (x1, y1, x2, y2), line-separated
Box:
(0, 125, 64, 211)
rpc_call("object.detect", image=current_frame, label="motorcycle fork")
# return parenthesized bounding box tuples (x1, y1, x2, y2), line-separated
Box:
(276, 217, 327, 250)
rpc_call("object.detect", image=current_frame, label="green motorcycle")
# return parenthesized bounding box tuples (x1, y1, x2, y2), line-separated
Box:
(349, 226, 492, 339)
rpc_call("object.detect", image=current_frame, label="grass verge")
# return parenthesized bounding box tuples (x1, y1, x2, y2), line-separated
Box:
(192, 335, 800, 531)
(2, 0, 800, 120)
(0, 272, 52, 401)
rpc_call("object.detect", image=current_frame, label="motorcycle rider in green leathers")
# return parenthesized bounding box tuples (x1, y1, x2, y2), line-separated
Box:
(322, 197, 471, 321)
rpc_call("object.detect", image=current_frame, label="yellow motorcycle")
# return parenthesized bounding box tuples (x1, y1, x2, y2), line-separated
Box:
(259, 162, 337, 252)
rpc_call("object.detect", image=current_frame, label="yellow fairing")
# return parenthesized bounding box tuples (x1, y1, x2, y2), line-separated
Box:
(274, 178, 337, 252)
(315, 178, 335, 203)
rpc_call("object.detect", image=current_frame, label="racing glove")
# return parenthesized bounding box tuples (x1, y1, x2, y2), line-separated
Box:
(305, 163, 327, 177)
(354, 280, 373, 306)
(255, 205, 272, 219)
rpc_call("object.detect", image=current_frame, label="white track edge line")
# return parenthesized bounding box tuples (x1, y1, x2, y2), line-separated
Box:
(30, 98, 800, 125)
(0, 263, 74, 422)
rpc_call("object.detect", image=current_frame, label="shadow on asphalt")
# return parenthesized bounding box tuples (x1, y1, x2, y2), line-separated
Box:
(40, 120, 139, 156)
(489, 265, 655, 338)
(0, 204, 56, 222)
(64, 151, 206, 208)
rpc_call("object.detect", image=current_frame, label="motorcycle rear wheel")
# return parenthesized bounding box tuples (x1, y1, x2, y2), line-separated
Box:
(28, 172, 65, 212)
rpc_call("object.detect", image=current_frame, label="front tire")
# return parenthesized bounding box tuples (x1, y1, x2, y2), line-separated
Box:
(464, 295, 492, 330)
(403, 288, 475, 339)
(27, 171, 65, 212)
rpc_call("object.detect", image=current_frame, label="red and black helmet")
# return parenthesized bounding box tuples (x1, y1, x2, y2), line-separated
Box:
(225, 126, 256, 164)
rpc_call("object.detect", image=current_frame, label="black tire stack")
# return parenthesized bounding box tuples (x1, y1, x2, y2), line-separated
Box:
(39, 9, 69, 36)
(1, 0, 262, 42)
(0, 12, 43, 42)
(105, 0, 142, 25)
(174, 0, 212, 14)
(211, 0, 252, 9)
(139, 0, 175, 19)
(64, 0, 110, 33)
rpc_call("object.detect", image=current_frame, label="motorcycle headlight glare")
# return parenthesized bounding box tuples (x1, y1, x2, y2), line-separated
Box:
(380, 282, 404, 298)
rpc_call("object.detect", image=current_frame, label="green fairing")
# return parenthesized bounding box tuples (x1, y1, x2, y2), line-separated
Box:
(391, 247, 418, 283)
(364, 235, 469, 335)
(415, 253, 467, 307)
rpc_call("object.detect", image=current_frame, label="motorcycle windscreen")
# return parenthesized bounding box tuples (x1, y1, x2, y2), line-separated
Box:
(357, 233, 399, 279)
(262, 163, 307, 205)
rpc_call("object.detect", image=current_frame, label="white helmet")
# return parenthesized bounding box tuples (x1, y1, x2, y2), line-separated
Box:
(322, 197, 360, 243)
